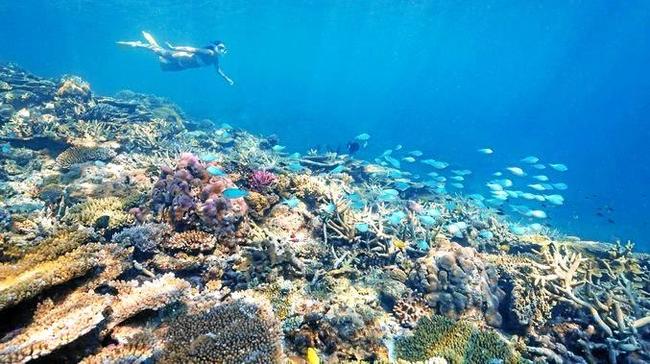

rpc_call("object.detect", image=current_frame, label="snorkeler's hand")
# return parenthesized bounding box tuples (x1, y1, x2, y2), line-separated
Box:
(165, 42, 176, 50)
(226, 78, 235, 86)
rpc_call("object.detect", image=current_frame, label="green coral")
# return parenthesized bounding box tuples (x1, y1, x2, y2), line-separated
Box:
(396, 315, 518, 364)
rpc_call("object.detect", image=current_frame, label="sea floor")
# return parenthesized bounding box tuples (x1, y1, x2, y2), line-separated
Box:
(0, 64, 648, 363)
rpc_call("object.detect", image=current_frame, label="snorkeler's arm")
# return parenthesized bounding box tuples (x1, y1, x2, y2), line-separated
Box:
(216, 64, 234, 86)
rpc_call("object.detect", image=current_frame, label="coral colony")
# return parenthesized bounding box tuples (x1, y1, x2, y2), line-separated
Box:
(0, 64, 648, 363)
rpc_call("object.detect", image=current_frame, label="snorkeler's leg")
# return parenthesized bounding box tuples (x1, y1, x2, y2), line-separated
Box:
(116, 40, 150, 48)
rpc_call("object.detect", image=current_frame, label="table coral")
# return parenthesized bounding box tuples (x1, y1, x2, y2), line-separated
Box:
(0, 242, 111, 311)
(0, 291, 112, 363)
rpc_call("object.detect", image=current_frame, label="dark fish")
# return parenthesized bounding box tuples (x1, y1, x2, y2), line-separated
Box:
(347, 141, 360, 155)
(596, 212, 605, 217)
(607, 219, 615, 224)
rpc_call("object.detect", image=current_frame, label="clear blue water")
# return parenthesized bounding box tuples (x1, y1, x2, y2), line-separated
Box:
(1, 1, 649, 249)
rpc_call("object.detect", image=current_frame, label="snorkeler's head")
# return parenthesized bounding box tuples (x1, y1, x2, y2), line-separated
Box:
(206, 40, 227, 55)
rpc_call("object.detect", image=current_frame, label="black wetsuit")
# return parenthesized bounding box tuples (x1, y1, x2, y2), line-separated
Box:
(159, 49, 217, 71)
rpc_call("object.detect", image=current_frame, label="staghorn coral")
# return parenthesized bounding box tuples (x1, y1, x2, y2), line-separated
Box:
(0, 290, 112, 363)
(396, 315, 517, 364)
(160, 297, 284, 364)
(163, 230, 218, 253)
(56, 145, 117, 169)
(65, 197, 133, 229)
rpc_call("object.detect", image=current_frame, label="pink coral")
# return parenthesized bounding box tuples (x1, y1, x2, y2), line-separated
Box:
(249, 170, 277, 191)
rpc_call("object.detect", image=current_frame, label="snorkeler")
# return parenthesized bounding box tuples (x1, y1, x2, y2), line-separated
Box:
(118, 31, 234, 85)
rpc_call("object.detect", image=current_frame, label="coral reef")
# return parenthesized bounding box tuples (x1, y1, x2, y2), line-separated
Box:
(1, 64, 648, 363)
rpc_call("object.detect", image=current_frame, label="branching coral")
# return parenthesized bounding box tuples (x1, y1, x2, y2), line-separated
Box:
(79, 333, 156, 364)
(111, 223, 171, 253)
(393, 295, 431, 328)
(160, 297, 284, 364)
(249, 170, 277, 192)
(104, 273, 190, 334)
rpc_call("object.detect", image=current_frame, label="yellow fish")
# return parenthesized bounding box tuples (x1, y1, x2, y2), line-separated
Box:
(392, 238, 407, 250)
(306, 347, 320, 364)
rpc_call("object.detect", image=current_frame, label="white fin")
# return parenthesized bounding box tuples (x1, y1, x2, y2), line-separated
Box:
(142, 31, 160, 48)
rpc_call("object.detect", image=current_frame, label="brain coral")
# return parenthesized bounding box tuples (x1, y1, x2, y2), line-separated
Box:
(160, 297, 284, 364)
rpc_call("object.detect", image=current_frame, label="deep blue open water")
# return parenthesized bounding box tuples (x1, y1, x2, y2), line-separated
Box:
(1, 1, 649, 249)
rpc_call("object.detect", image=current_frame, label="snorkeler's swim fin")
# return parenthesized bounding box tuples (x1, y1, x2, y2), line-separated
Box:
(142, 31, 161, 48)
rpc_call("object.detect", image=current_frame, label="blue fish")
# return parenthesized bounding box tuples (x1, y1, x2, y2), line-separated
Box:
(355, 133, 371, 141)
(418, 215, 436, 227)
(388, 211, 406, 225)
(206, 166, 226, 177)
(393, 181, 410, 191)
(222, 188, 249, 199)
(283, 197, 300, 208)
(323, 203, 336, 214)
(378, 189, 399, 202)
(288, 161, 303, 172)
(330, 165, 345, 174)
(479, 230, 494, 239)
(272, 145, 286, 152)
(416, 240, 429, 251)
(200, 153, 219, 162)
(355, 222, 369, 233)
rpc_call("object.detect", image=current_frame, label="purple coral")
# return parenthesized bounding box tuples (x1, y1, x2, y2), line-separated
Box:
(249, 170, 277, 191)
(149, 153, 248, 236)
